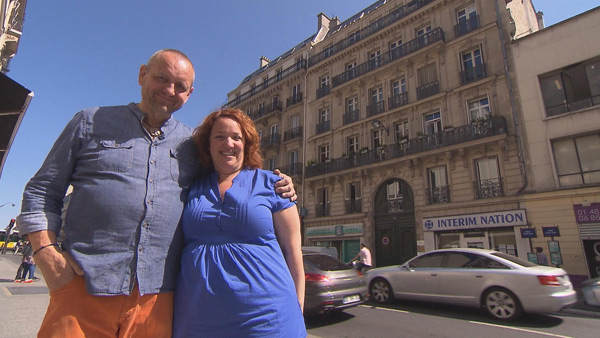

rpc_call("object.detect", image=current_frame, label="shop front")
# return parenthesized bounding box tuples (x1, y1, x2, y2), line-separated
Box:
(422, 209, 530, 260)
(305, 223, 364, 262)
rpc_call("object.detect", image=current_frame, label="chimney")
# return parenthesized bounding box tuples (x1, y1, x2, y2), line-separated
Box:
(317, 12, 331, 31)
(329, 16, 340, 30)
(259, 56, 270, 68)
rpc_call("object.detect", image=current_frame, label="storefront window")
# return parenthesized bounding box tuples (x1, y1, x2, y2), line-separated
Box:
(437, 232, 459, 249)
(489, 227, 517, 256)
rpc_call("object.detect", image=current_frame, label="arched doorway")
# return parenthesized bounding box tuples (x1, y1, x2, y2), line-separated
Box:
(373, 179, 417, 267)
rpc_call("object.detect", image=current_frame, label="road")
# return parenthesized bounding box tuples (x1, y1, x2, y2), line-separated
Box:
(306, 300, 600, 338)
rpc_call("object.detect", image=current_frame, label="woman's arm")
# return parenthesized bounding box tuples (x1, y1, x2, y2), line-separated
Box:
(273, 206, 305, 312)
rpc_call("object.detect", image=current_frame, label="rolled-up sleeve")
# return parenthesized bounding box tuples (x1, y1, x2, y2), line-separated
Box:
(17, 112, 84, 236)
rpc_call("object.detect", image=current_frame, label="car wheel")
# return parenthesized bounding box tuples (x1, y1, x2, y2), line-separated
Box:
(483, 287, 522, 321)
(370, 278, 393, 304)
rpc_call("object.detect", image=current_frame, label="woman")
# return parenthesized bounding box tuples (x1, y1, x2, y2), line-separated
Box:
(173, 108, 306, 337)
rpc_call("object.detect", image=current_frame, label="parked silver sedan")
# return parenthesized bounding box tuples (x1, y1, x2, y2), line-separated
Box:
(367, 248, 577, 320)
(304, 252, 368, 315)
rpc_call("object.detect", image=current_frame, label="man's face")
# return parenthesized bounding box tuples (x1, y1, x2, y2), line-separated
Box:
(138, 51, 194, 119)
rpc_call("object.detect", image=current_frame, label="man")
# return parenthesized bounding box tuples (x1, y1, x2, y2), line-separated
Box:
(352, 243, 372, 272)
(17, 49, 295, 337)
(536, 247, 549, 266)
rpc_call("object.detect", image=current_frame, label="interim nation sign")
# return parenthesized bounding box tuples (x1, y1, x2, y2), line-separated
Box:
(422, 209, 527, 232)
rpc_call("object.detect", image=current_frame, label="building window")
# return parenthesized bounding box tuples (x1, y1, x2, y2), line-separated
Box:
(349, 30, 361, 44)
(320, 75, 330, 88)
(372, 129, 385, 148)
(347, 97, 358, 112)
(552, 134, 600, 187)
(475, 157, 503, 198)
(288, 150, 299, 175)
(368, 86, 385, 116)
(316, 188, 330, 217)
(392, 78, 407, 95)
(468, 97, 491, 121)
(390, 78, 408, 109)
(316, 108, 330, 134)
(417, 63, 439, 99)
(390, 38, 403, 50)
(387, 181, 404, 212)
(427, 166, 449, 204)
(346, 182, 362, 213)
(395, 120, 409, 142)
(424, 111, 442, 135)
(319, 144, 330, 162)
(369, 50, 382, 68)
(461, 47, 485, 84)
(344, 96, 360, 124)
(347, 135, 359, 155)
(268, 157, 276, 171)
(540, 59, 600, 117)
(456, 5, 479, 37)
(371, 87, 383, 103)
(416, 25, 432, 45)
(270, 124, 278, 143)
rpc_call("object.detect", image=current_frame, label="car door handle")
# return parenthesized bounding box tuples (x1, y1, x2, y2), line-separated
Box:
(475, 275, 483, 278)
(430, 273, 438, 276)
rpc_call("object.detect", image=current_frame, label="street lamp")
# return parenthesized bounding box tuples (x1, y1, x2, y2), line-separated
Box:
(371, 119, 389, 135)
(0, 203, 15, 208)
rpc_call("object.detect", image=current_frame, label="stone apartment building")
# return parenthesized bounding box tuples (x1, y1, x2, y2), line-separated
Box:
(511, 7, 600, 283)
(225, 0, 540, 266)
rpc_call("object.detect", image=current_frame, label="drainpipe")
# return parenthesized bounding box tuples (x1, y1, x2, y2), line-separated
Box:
(494, 0, 528, 195)
(301, 55, 309, 213)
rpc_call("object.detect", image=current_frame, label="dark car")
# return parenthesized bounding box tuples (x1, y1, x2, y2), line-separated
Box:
(303, 252, 368, 315)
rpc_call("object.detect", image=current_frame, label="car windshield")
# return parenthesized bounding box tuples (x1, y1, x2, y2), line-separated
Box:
(304, 254, 352, 271)
(491, 252, 537, 267)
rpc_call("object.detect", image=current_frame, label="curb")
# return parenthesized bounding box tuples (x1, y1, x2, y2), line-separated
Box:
(561, 307, 600, 318)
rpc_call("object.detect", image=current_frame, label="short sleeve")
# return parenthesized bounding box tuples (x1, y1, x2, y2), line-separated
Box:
(259, 170, 296, 213)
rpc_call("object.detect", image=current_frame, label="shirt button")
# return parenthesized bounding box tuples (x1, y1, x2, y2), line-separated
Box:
(143, 222, 149, 228)
(150, 160, 156, 165)
(149, 179, 154, 184)
(139, 247, 144, 252)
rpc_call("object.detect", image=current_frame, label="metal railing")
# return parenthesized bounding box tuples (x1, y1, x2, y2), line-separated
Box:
(284, 126, 303, 141)
(332, 27, 445, 88)
(316, 85, 330, 99)
(345, 199, 363, 213)
(426, 185, 451, 204)
(474, 178, 504, 199)
(367, 100, 386, 117)
(248, 101, 282, 121)
(315, 204, 330, 217)
(388, 92, 409, 110)
(343, 109, 360, 125)
(278, 162, 303, 176)
(316, 120, 331, 135)
(286, 92, 303, 108)
(305, 116, 507, 178)
(460, 63, 487, 85)
(454, 15, 480, 38)
(260, 133, 281, 148)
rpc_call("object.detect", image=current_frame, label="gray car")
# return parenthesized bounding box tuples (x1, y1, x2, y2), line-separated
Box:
(303, 252, 368, 315)
(367, 248, 577, 320)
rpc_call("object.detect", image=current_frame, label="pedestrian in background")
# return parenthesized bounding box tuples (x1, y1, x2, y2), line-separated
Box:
(352, 243, 372, 273)
(536, 247, 549, 266)
(19, 240, 35, 283)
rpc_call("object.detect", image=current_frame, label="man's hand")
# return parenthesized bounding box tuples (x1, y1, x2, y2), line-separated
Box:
(27, 230, 84, 292)
(273, 169, 297, 202)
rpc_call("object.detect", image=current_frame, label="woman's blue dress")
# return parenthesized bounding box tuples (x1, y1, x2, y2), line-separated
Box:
(173, 169, 306, 337)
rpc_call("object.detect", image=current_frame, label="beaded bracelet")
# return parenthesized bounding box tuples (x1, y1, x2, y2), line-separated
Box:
(33, 243, 61, 256)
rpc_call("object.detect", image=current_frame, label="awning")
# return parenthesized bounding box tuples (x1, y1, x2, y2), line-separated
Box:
(0, 71, 33, 179)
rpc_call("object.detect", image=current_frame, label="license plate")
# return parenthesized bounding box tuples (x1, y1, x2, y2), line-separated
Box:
(343, 294, 361, 304)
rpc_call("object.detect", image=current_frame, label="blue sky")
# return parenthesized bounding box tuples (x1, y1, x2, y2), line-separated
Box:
(1, 0, 598, 226)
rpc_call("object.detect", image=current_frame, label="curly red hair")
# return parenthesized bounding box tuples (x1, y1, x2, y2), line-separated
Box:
(192, 107, 263, 171)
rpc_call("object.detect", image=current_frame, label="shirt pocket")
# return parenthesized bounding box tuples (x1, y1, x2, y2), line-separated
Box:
(170, 148, 196, 188)
(98, 140, 134, 171)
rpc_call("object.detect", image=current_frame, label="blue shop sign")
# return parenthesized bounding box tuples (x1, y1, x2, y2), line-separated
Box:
(542, 226, 560, 237)
(520, 228, 537, 238)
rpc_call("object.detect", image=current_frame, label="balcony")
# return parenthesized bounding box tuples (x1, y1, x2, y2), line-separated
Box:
(315, 203, 330, 217)
(260, 133, 280, 149)
(460, 63, 487, 85)
(474, 178, 504, 199)
(248, 101, 282, 121)
(454, 15, 480, 38)
(284, 126, 303, 141)
(367, 100, 386, 117)
(343, 109, 360, 125)
(345, 199, 362, 213)
(278, 162, 303, 177)
(286, 92, 303, 108)
(426, 185, 451, 204)
(305, 116, 507, 178)
(316, 120, 330, 135)
(416, 80, 440, 100)
(388, 92, 409, 110)
(316, 84, 330, 99)
(308, 0, 436, 66)
(332, 27, 445, 88)
(227, 59, 306, 107)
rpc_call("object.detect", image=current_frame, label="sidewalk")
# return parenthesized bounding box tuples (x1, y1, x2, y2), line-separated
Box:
(1, 254, 598, 338)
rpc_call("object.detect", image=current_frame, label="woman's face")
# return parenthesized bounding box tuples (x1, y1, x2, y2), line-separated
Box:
(209, 117, 244, 177)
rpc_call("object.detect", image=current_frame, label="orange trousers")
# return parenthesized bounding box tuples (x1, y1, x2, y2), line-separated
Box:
(38, 276, 173, 338)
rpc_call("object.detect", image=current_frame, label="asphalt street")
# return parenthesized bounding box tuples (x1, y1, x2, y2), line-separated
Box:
(1, 253, 598, 337)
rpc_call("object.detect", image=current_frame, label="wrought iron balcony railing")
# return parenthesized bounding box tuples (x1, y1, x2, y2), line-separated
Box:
(316, 85, 331, 99)
(260, 133, 281, 148)
(316, 120, 331, 135)
(286, 92, 303, 108)
(388, 92, 409, 110)
(474, 178, 504, 199)
(308, 0, 436, 66)
(416, 80, 440, 100)
(284, 126, 303, 141)
(460, 63, 487, 85)
(343, 109, 360, 125)
(278, 162, 303, 177)
(305, 116, 507, 178)
(454, 15, 480, 38)
(248, 101, 282, 121)
(227, 59, 306, 107)
(315, 203, 330, 217)
(426, 185, 451, 204)
(332, 27, 445, 88)
(345, 199, 363, 213)
(367, 100, 386, 117)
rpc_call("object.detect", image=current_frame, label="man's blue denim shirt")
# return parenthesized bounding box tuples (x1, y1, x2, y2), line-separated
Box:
(17, 103, 199, 296)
